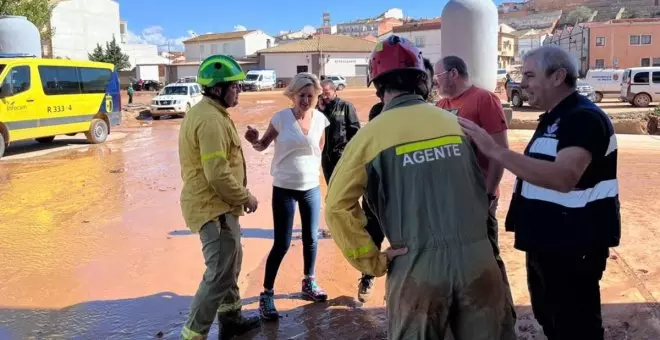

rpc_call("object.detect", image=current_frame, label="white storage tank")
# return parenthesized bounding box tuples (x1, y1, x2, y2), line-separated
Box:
(441, 0, 498, 92)
(0, 15, 42, 57)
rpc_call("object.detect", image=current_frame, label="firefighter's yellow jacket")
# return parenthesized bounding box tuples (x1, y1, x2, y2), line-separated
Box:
(178, 97, 249, 232)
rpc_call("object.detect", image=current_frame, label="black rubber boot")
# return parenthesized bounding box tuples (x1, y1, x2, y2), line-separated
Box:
(218, 310, 260, 339)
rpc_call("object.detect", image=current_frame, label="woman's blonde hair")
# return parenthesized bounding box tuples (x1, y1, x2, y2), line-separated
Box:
(283, 72, 322, 100)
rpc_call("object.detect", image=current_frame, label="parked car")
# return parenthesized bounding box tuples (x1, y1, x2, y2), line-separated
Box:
(150, 82, 202, 120)
(620, 67, 660, 107)
(507, 79, 596, 108)
(325, 75, 347, 90)
(130, 78, 163, 91)
(585, 68, 624, 103)
(241, 70, 276, 91)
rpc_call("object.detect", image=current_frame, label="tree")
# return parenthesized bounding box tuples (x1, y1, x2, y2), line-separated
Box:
(0, 0, 55, 41)
(88, 36, 131, 71)
(88, 44, 106, 63)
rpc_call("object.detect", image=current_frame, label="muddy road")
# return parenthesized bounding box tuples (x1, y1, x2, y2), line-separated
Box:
(1, 89, 660, 339)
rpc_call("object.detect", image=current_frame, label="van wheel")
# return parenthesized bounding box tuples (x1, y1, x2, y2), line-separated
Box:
(35, 136, 56, 143)
(85, 118, 109, 144)
(594, 92, 603, 103)
(633, 93, 651, 107)
(152, 115, 161, 120)
(0, 133, 5, 159)
(512, 92, 523, 108)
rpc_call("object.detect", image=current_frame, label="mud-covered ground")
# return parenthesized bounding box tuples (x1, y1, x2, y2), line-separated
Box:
(1, 89, 659, 339)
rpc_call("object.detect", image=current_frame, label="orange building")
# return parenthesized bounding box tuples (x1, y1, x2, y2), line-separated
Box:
(589, 18, 660, 69)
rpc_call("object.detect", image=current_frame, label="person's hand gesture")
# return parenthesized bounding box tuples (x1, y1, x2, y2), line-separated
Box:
(458, 117, 499, 158)
(245, 126, 259, 144)
(385, 246, 408, 263)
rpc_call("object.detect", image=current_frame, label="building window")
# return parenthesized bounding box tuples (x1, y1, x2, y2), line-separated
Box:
(630, 35, 640, 45)
(631, 35, 653, 45)
(296, 65, 308, 74)
(642, 58, 651, 67)
(222, 43, 229, 54)
(595, 37, 605, 46)
(641, 35, 652, 44)
(595, 59, 605, 68)
(414, 36, 426, 48)
(653, 57, 660, 66)
(211, 44, 218, 54)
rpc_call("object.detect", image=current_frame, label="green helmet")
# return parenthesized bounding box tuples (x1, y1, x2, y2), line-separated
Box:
(197, 55, 246, 88)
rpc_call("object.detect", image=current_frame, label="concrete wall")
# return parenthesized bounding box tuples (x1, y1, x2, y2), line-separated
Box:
(50, 0, 121, 60)
(244, 31, 275, 56)
(263, 53, 310, 78)
(324, 53, 370, 77)
(394, 29, 442, 63)
(589, 20, 660, 69)
(122, 43, 159, 69)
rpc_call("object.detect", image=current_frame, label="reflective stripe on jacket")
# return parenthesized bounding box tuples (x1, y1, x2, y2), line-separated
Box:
(178, 97, 249, 232)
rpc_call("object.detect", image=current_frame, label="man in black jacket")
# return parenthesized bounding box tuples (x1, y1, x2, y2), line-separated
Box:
(318, 79, 361, 182)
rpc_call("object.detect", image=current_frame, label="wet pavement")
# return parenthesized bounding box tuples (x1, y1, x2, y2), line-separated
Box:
(1, 89, 660, 339)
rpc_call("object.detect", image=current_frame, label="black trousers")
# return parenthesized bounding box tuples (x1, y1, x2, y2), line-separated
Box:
(526, 248, 609, 340)
(322, 155, 385, 280)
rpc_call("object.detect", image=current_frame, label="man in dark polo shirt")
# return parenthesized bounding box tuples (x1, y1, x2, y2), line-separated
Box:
(459, 45, 620, 340)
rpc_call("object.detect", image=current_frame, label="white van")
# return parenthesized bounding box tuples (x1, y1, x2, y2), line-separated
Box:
(585, 69, 624, 103)
(620, 67, 660, 107)
(242, 70, 276, 91)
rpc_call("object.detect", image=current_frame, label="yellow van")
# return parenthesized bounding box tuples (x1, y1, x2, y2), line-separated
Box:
(0, 55, 121, 158)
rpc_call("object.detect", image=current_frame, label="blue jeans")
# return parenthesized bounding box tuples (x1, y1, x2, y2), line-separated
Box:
(263, 186, 321, 290)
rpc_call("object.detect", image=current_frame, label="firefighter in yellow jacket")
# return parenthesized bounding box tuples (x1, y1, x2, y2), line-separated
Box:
(179, 55, 260, 339)
(325, 36, 516, 339)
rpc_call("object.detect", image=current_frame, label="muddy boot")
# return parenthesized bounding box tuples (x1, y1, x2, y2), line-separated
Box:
(357, 274, 375, 303)
(259, 291, 279, 321)
(218, 310, 260, 339)
(302, 277, 328, 302)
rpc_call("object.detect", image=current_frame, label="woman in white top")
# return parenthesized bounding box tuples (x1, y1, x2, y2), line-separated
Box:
(244, 73, 330, 321)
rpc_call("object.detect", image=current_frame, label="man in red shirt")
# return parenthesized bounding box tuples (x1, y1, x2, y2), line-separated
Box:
(435, 55, 515, 317)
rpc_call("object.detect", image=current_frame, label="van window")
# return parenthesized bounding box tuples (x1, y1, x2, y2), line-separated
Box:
(79, 68, 111, 94)
(653, 72, 660, 84)
(2, 66, 31, 96)
(39, 66, 81, 95)
(633, 72, 650, 84)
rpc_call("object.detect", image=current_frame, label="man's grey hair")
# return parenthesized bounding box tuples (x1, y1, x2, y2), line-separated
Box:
(320, 79, 336, 89)
(523, 45, 579, 88)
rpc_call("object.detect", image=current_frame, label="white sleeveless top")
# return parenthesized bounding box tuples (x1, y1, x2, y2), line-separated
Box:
(269, 108, 329, 191)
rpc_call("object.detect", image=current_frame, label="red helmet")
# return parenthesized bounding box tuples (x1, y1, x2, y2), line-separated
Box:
(367, 35, 425, 86)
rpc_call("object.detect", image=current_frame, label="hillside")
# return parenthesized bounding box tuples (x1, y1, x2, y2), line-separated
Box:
(500, 0, 660, 30)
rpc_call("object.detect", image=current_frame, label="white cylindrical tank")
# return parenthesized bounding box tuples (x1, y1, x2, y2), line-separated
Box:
(441, 0, 498, 92)
(0, 15, 42, 57)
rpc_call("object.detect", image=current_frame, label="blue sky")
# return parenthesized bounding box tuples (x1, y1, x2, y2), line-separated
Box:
(116, 0, 519, 51)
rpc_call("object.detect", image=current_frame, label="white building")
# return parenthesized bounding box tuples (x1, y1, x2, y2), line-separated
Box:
(48, 0, 121, 60)
(256, 35, 375, 83)
(391, 19, 442, 63)
(513, 28, 552, 62)
(183, 30, 275, 62)
(121, 43, 170, 81)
